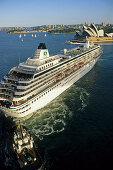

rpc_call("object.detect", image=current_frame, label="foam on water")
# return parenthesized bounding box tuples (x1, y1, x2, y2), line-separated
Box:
(23, 98, 71, 140)
(79, 90, 90, 111)
(22, 85, 90, 140)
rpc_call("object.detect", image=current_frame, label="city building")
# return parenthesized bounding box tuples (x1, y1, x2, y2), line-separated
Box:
(102, 22, 107, 27)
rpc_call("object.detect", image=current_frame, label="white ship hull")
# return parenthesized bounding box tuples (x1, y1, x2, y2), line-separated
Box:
(1, 56, 100, 118)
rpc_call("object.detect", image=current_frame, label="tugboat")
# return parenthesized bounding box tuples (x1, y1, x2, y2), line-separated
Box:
(12, 121, 43, 169)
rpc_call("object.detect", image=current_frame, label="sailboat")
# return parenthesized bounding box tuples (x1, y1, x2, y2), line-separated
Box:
(19, 34, 21, 38)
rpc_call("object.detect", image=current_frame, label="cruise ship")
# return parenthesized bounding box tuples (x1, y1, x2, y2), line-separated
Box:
(0, 41, 102, 118)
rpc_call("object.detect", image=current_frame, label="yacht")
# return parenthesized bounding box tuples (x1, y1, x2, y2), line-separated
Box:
(0, 41, 102, 117)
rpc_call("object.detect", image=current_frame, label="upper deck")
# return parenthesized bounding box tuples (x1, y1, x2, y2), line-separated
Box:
(4, 43, 101, 83)
(0, 42, 102, 105)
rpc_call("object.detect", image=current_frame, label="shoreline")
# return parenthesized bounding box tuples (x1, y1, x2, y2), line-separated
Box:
(8, 30, 42, 34)
(89, 37, 113, 43)
(48, 32, 75, 34)
(89, 40, 113, 43)
(8, 31, 76, 34)
(69, 37, 113, 44)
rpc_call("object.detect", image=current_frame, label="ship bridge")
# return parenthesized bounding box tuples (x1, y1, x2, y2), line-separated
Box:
(18, 43, 60, 73)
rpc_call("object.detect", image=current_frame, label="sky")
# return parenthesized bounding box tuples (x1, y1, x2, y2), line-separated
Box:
(0, 0, 113, 27)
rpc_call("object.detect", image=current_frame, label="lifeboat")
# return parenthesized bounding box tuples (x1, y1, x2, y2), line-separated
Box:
(74, 65, 78, 69)
(57, 73, 62, 78)
(78, 62, 84, 66)
(67, 68, 71, 72)
(65, 68, 71, 75)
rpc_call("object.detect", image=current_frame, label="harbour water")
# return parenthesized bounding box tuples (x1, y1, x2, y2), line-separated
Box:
(0, 31, 113, 170)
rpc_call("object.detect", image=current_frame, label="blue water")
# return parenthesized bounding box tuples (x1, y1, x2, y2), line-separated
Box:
(0, 31, 113, 170)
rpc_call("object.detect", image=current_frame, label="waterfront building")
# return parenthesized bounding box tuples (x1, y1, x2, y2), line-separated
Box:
(75, 24, 104, 39)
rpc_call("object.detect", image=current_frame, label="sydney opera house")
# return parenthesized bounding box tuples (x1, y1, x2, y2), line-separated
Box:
(75, 24, 104, 40)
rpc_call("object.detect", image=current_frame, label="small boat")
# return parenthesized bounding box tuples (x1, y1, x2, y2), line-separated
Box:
(45, 33, 46, 37)
(24, 34, 26, 37)
(32, 34, 33, 37)
(12, 121, 43, 169)
(35, 34, 37, 38)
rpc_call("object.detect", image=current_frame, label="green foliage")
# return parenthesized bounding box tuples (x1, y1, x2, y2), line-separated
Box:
(7, 29, 24, 33)
(103, 26, 113, 33)
(48, 28, 80, 34)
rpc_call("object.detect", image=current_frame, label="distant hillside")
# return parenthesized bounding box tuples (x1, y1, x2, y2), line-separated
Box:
(48, 28, 80, 34)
